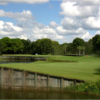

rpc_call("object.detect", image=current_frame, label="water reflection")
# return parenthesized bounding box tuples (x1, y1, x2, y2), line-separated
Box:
(0, 62, 32, 64)
(0, 89, 100, 99)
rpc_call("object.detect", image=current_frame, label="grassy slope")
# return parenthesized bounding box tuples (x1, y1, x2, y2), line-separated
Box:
(0, 55, 100, 82)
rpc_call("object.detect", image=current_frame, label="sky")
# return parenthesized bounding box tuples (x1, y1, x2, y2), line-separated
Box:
(0, 0, 100, 44)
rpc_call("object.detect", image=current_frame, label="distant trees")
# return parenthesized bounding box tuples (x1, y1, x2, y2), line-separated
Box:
(34, 38, 53, 55)
(0, 37, 23, 54)
(92, 35, 100, 52)
(81, 46, 85, 55)
(11, 39, 23, 54)
(39, 38, 53, 54)
(21, 39, 31, 54)
(60, 43, 67, 55)
(77, 46, 81, 55)
(52, 41, 60, 55)
(77, 46, 85, 55)
(73, 38, 85, 54)
(84, 39, 93, 55)
(0, 40, 3, 55)
(92, 34, 100, 56)
(73, 38, 84, 47)
(1, 37, 11, 54)
(0, 35, 100, 56)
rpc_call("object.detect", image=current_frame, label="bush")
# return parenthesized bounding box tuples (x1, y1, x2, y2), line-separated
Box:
(65, 81, 100, 94)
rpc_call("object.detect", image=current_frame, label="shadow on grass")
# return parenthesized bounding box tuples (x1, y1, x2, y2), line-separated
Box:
(93, 68, 100, 75)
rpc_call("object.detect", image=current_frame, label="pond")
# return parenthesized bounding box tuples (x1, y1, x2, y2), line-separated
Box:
(0, 89, 100, 99)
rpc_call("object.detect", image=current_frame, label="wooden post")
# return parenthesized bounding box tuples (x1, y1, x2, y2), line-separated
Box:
(74, 80, 76, 85)
(1, 67, 3, 89)
(1, 89, 3, 99)
(47, 75, 49, 90)
(34, 73, 37, 89)
(23, 70, 25, 89)
(11, 68, 13, 89)
(60, 77, 63, 90)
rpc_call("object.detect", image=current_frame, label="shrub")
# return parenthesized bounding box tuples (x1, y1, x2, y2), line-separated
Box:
(65, 81, 100, 94)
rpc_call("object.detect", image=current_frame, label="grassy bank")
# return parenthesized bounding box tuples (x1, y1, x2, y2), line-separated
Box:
(0, 55, 100, 82)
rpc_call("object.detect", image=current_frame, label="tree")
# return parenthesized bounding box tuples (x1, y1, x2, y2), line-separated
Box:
(92, 34, 100, 53)
(66, 43, 74, 54)
(81, 46, 85, 55)
(40, 38, 53, 54)
(77, 46, 82, 55)
(84, 39, 93, 55)
(34, 39, 41, 54)
(1, 37, 11, 54)
(73, 38, 84, 47)
(52, 41, 60, 55)
(11, 39, 23, 54)
(34, 38, 53, 55)
(60, 43, 67, 55)
(0, 40, 3, 55)
(21, 39, 31, 54)
(28, 41, 35, 54)
(73, 38, 84, 54)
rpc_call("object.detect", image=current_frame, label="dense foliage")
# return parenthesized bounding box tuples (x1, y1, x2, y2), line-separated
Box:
(0, 34, 100, 55)
(66, 81, 100, 94)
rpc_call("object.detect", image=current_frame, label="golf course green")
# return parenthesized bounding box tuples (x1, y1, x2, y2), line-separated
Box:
(0, 55, 100, 82)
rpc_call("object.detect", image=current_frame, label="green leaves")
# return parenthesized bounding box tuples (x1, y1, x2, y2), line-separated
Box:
(73, 38, 84, 47)
(0, 37, 23, 54)
(92, 34, 100, 52)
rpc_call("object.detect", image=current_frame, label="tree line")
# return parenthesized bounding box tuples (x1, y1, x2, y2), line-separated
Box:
(0, 34, 100, 55)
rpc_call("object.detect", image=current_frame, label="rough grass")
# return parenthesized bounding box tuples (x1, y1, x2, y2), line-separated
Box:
(0, 55, 100, 82)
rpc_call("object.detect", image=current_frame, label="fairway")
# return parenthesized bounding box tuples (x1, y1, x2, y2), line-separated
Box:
(0, 55, 100, 82)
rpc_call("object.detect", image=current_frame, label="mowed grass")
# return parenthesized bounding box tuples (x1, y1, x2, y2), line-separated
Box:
(0, 55, 100, 82)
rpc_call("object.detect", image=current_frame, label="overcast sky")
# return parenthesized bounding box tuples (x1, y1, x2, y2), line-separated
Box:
(0, 0, 100, 44)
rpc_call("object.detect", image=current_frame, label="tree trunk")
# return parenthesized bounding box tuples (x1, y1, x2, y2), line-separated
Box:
(83, 50, 85, 55)
(65, 47, 66, 55)
(79, 49, 80, 55)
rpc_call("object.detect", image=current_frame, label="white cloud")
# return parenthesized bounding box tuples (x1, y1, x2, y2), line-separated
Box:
(0, 21, 4, 29)
(0, 0, 49, 5)
(60, 1, 99, 17)
(18, 34, 28, 40)
(29, 26, 64, 41)
(81, 32, 92, 40)
(56, 26, 87, 35)
(82, 17, 100, 30)
(95, 31, 100, 35)
(63, 0, 100, 5)
(0, 21, 23, 36)
(61, 17, 81, 29)
(0, 10, 34, 22)
(61, 16, 100, 31)
(49, 21, 58, 28)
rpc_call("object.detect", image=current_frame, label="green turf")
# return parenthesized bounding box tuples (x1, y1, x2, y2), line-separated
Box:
(0, 55, 100, 82)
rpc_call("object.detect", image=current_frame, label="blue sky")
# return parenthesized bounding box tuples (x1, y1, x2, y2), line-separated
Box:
(0, 0, 100, 44)
(0, 1, 61, 25)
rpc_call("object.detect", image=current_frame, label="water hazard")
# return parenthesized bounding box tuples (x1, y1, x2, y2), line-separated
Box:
(0, 56, 100, 99)
(0, 89, 100, 99)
